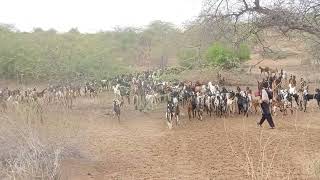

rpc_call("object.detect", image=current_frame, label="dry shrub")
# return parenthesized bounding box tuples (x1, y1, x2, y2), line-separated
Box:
(0, 114, 62, 180)
(0, 102, 82, 180)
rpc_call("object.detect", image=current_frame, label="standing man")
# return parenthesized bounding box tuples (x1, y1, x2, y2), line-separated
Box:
(292, 75, 297, 87)
(257, 82, 275, 129)
(246, 86, 253, 97)
(303, 85, 309, 100)
(300, 78, 306, 91)
(288, 75, 293, 86)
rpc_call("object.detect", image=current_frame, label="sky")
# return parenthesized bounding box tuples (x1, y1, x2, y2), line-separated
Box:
(0, 0, 203, 33)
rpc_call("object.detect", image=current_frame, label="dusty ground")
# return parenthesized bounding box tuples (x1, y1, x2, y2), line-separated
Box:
(57, 91, 320, 180)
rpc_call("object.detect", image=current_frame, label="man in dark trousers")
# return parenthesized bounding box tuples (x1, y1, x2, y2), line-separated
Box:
(257, 82, 275, 129)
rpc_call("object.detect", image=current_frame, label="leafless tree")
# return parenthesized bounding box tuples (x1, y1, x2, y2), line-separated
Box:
(201, 0, 320, 36)
(200, 0, 320, 64)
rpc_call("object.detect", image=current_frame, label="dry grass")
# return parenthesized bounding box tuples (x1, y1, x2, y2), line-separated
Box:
(222, 112, 320, 179)
(315, 160, 320, 179)
(0, 102, 82, 180)
(0, 117, 61, 179)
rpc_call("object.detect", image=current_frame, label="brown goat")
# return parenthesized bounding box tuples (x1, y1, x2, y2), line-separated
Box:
(259, 66, 269, 75)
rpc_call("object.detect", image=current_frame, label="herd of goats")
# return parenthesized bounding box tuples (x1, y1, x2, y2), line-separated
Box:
(0, 66, 320, 127)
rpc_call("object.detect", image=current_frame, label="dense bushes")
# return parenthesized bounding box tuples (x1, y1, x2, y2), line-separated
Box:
(0, 28, 134, 82)
(206, 42, 250, 68)
(0, 22, 252, 82)
(177, 42, 250, 69)
(0, 21, 181, 82)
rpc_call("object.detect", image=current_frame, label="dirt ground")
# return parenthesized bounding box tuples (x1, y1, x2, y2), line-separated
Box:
(58, 90, 320, 180)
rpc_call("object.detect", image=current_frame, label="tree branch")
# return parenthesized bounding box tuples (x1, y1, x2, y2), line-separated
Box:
(242, 0, 249, 9)
(253, 0, 260, 9)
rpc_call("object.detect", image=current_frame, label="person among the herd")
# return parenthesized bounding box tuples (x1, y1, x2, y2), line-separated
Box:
(245, 87, 252, 95)
(288, 74, 293, 85)
(303, 85, 309, 100)
(300, 77, 306, 90)
(257, 82, 275, 129)
(292, 75, 297, 87)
